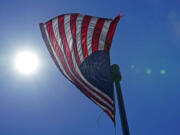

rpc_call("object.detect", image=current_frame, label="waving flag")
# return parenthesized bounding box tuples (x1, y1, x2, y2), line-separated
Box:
(40, 13, 120, 123)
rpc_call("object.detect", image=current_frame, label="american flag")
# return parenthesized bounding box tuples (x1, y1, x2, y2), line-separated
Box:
(40, 13, 120, 123)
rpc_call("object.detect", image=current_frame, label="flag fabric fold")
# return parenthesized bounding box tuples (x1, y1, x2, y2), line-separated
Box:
(40, 13, 120, 123)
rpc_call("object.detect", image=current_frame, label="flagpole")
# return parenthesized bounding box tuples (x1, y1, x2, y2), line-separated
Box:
(111, 64, 130, 135)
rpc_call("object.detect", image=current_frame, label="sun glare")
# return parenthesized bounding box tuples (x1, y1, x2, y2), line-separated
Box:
(15, 51, 39, 75)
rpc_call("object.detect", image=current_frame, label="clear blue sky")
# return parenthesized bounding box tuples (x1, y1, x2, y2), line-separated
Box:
(0, 0, 180, 135)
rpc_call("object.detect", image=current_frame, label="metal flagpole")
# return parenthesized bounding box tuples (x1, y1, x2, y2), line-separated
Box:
(111, 64, 130, 135)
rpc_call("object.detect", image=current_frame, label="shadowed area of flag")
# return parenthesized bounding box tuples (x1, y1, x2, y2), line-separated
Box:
(79, 51, 114, 100)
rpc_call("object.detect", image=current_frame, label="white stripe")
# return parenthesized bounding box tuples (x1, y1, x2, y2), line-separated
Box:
(64, 15, 73, 54)
(44, 23, 72, 82)
(51, 16, 114, 112)
(64, 15, 114, 104)
(52, 18, 66, 59)
(63, 15, 114, 110)
(76, 15, 84, 63)
(87, 17, 98, 56)
(98, 20, 111, 50)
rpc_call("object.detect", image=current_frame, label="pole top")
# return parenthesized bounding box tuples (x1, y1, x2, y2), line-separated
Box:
(111, 64, 122, 82)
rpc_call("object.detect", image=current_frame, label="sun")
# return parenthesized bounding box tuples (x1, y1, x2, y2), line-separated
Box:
(15, 51, 39, 75)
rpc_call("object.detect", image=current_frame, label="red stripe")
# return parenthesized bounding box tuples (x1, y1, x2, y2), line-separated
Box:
(58, 16, 74, 72)
(46, 21, 73, 82)
(40, 23, 70, 82)
(104, 15, 120, 51)
(92, 18, 105, 53)
(58, 15, 114, 108)
(46, 19, 115, 123)
(81, 15, 91, 59)
(104, 110, 115, 122)
(58, 16, 85, 89)
(70, 14, 81, 66)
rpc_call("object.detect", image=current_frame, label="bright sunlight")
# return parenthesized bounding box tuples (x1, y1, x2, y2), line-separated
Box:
(14, 51, 39, 75)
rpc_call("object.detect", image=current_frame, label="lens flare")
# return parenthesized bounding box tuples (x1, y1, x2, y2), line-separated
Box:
(160, 69, 166, 75)
(145, 68, 152, 75)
